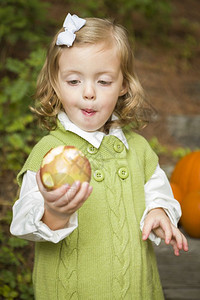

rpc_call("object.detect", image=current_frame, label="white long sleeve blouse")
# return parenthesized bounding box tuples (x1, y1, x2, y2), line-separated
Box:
(10, 112, 181, 245)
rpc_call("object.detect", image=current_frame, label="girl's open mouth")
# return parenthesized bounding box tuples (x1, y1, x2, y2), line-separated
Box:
(81, 109, 96, 116)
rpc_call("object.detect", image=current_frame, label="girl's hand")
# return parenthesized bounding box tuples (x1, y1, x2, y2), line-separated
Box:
(142, 208, 188, 256)
(36, 170, 93, 230)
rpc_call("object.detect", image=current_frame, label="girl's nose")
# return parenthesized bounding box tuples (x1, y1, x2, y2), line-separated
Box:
(83, 83, 96, 100)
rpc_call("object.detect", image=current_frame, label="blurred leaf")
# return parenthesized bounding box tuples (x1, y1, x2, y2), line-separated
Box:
(7, 133, 25, 149)
(7, 115, 34, 132)
(8, 237, 28, 248)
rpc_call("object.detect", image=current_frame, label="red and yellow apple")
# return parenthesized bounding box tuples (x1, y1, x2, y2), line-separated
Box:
(40, 145, 91, 190)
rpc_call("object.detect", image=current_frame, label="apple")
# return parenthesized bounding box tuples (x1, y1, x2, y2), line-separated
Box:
(40, 145, 91, 190)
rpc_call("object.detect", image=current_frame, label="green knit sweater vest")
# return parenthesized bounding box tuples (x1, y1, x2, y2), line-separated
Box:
(18, 121, 164, 300)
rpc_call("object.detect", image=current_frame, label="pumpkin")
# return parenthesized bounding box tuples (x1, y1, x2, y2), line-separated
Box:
(180, 190, 200, 238)
(170, 151, 200, 197)
(170, 182, 183, 204)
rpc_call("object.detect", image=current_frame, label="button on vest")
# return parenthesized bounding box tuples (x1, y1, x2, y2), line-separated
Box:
(87, 144, 98, 154)
(113, 140, 124, 153)
(118, 167, 129, 179)
(93, 169, 105, 182)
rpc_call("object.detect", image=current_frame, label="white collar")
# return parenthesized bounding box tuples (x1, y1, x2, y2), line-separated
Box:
(58, 111, 129, 149)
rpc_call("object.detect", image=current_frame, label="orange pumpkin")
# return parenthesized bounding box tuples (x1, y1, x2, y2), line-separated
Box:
(180, 190, 200, 238)
(170, 182, 183, 204)
(170, 151, 200, 197)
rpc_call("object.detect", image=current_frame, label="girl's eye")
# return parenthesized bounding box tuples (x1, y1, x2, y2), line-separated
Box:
(67, 80, 80, 85)
(98, 80, 112, 86)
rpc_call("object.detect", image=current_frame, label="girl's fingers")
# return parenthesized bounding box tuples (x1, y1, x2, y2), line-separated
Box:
(182, 234, 189, 252)
(143, 217, 172, 243)
(36, 170, 77, 202)
(142, 209, 189, 255)
(142, 219, 154, 240)
(67, 182, 92, 211)
(159, 219, 172, 244)
(69, 182, 93, 210)
(86, 185, 93, 198)
(171, 225, 183, 249)
(36, 170, 43, 190)
(169, 239, 180, 256)
(54, 181, 92, 209)
(171, 225, 189, 252)
(54, 181, 81, 207)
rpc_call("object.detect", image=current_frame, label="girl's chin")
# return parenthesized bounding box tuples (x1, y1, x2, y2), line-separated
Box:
(79, 124, 104, 133)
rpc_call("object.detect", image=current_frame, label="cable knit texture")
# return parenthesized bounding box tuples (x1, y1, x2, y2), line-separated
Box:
(18, 121, 164, 299)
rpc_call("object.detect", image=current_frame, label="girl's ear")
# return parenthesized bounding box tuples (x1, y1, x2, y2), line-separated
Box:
(119, 81, 128, 96)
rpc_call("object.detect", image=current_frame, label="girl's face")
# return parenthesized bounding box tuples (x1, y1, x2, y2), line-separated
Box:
(57, 42, 127, 132)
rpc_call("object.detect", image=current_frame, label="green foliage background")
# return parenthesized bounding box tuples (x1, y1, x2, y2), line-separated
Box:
(0, 1, 51, 298)
(0, 0, 197, 298)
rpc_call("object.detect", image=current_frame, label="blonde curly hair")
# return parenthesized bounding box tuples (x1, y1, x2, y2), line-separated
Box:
(33, 17, 154, 132)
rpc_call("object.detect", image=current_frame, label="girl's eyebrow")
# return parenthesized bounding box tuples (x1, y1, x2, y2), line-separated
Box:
(96, 70, 117, 75)
(60, 70, 81, 74)
(59, 70, 82, 77)
(60, 70, 117, 77)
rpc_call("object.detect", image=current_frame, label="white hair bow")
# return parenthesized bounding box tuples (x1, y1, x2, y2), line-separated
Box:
(56, 13, 86, 47)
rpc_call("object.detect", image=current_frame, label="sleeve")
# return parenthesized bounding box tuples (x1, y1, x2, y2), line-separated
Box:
(10, 170, 78, 243)
(140, 164, 182, 245)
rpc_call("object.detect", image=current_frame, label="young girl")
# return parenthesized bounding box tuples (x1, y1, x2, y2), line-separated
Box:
(10, 13, 188, 299)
